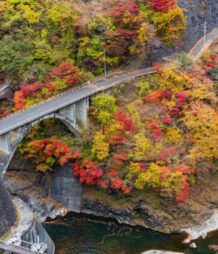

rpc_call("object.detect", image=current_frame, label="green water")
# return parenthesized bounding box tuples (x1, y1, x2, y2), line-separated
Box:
(44, 214, 218, 254)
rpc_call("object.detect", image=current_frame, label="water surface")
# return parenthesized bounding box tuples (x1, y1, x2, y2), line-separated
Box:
(44, 214, 218, 254)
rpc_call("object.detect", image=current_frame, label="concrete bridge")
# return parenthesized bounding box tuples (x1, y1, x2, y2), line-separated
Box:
(0, 68, 155, 174)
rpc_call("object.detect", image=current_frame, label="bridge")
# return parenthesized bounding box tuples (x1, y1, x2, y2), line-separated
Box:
(0, 27, 218, 176)
(0, 68, 155, 174)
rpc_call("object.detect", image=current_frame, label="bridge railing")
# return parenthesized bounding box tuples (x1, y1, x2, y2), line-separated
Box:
(0, 68, 129, 122)
(1, 27, 218, 124)
(0, 239, 45, 254)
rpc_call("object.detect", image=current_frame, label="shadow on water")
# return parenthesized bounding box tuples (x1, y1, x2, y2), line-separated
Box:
(44, 213, 218, 254)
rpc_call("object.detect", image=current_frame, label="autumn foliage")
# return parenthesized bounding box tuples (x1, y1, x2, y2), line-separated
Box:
(0, 0, 186, 117)
(14, 62, 80, 110)
(67, 51, 218, 202)
(21, 49, 218, 203)
(150, 0, 176, 12)
(21, 138, 73, 172)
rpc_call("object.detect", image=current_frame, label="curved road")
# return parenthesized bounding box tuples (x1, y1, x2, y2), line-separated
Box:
(0, 27, 218, 136)
(189, 27, 218, 59)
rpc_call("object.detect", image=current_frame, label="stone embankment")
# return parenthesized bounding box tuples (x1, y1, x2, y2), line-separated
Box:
(3, 197, 55, 254)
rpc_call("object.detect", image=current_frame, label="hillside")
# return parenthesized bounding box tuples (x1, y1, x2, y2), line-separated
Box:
(0, 0, 186, 117)
(1, 1, 218, 253)
(7, 40, 217, 234)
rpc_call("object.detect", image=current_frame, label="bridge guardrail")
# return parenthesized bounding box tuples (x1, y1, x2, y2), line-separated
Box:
(0, 68, 139, 122)
(1, 26, 218, 124)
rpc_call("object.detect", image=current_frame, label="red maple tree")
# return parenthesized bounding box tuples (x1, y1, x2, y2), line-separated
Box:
(150, 0, 176, 12)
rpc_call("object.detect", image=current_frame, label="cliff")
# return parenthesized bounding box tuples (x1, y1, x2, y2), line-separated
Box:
(81, 169, 218, 234)
(0, 179, 16, 237)
(152, 0, 218, 61)
(179, 0, 218, 51)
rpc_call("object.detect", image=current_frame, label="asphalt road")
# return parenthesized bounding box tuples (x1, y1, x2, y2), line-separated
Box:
(0, 68, 155, 135)
(189, 27, 218, 58)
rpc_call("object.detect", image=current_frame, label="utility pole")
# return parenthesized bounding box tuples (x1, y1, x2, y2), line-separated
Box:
(103, 50, 107, 77)
(203, 19, 207, 47)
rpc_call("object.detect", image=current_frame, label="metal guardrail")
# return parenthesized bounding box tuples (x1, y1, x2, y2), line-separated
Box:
(189, 27, 218, 58)
(1, 27, 218, 123)
(0, 68, 151, 123)
(0, 240, 43, 254)
(0, 70, 119, 121)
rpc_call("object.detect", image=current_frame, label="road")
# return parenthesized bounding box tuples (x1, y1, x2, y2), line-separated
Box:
(189, 27, 218, 59)
(0, 68, 155, 135)
(1, 26, 218, 136)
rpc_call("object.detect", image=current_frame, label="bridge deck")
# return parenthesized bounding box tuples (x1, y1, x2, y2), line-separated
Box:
(0, 68, 155, 135)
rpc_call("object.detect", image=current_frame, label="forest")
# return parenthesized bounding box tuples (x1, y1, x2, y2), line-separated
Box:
(18, 41, 218, 203)
(0, 0, 186, 116)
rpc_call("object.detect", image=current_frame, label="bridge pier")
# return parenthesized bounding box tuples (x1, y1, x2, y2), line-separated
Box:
(75, 98, 89, 128)
(0, 133, 11, 154)
(58, 104, 77, 128)
(10, 128, 22, 145)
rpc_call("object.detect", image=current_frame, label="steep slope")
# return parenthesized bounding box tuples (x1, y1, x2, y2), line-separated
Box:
(0, 179, 16, 237)
(179, 0, 218, 51)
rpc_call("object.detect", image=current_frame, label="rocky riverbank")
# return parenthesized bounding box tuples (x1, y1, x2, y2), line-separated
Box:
(4, 167, 218, 239)
(80, 165, 218, 237)
(5, 171, 68, 223)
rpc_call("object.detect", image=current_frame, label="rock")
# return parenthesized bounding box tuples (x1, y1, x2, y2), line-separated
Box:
(189, 243, 197, 249)
(209, 245, 218, 251)
(151, 0, 218, 62)
(179, 0, 218, 51)
(0, 178, 16, 237)
(183, 210, 218, 243)
(202, 232, 207, 239)
(5, 171, 68, 223)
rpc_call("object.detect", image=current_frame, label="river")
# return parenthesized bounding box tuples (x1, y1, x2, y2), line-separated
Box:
(44, 214, 218, 254)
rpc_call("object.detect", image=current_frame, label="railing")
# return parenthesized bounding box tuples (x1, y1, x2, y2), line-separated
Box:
(1, 84, 85, 121)
(0, 70, 118, 121)
(0, 68, 147, 122)
(0, 239, 45, 254)
(1, 27, 218, 123)
(189, 27, 218, 58)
